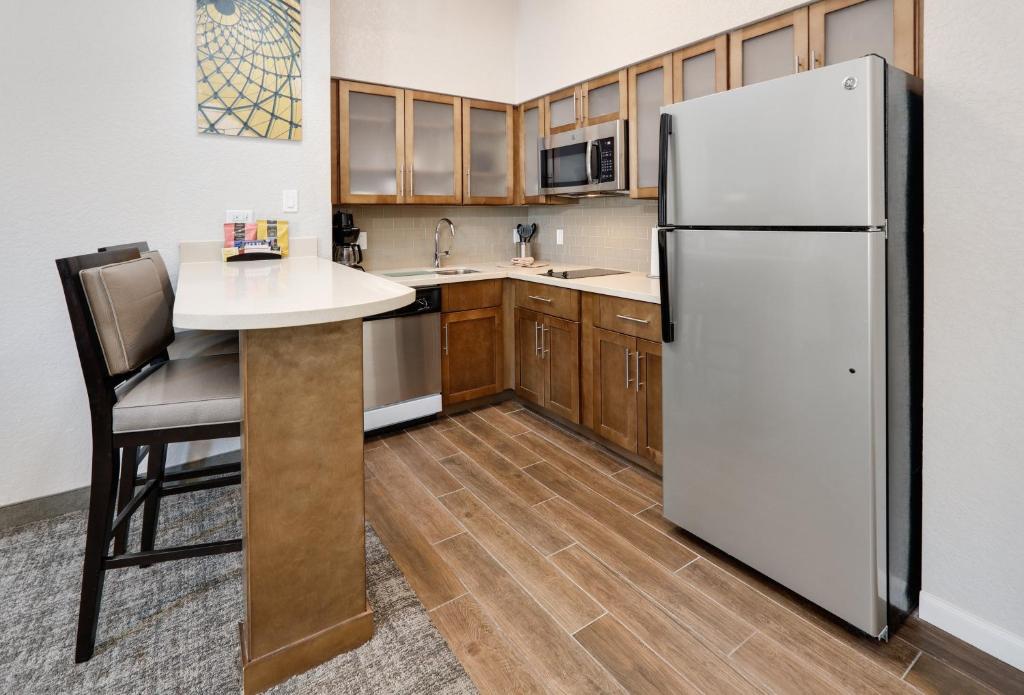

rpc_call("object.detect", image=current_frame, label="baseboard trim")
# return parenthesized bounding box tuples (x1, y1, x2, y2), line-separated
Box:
(0, 450, 241, 532)
(919, 591, 1024, 671)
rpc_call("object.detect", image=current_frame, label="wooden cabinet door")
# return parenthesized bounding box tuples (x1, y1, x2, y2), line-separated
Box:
(673, 35, 728, 103)
(545, 84, 581, 135)
(338, 81, 405, 204)
(582, 70, 627, 126)
(515, 307, 545, 407)
(809, 0, 916, 74)
(636, 339, 663, 473)
(592, 328, 637, 452)
(442, 307, 502, 406)
(628, 56, 672, 199)
(518, 98, 547, 204)
(463, 100, 514, 205)
(729, 9, 810, 88)
(542, 316, 580, 424)
(404, 91, 462, 204)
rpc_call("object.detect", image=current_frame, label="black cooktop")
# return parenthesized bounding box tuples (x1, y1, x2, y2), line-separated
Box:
(544, 268, 629, 280)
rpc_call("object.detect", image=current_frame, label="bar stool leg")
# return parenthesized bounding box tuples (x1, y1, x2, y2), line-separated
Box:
(75, 441, 119, 663)
(140, 443, 167, 561)
(113, 446, 139, 555)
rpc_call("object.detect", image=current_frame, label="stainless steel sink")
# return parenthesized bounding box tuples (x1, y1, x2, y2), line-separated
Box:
(435, 268, 480, 276)
(380, 270, 438, 277)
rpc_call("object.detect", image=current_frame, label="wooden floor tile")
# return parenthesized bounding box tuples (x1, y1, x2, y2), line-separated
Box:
(904, 652, 998, 695)
(536, 497, 754, 655)
(441, 488, 604, 633)
(364, 446, 463, 544)
(439, 424, 553, 505)
(432, 415, 459, 431)
(437, 453, 572, 556)
(451, 410, 542, 468)
(363, 437, 385, 452)
(525, 463, 694, 571)
(516, 432, 650, 513)
(382, 430, 462, 496)
(474, 405, 531, 436)
(553, 545, 761, 694)
(436, 533, 624, 694)
(511, 408, 626, 475)
(731, 631, 843, 694)
(405, 423, 460, 460)
(430, 594, 547, 695)
(365, 480, 465, 611)
(493, 399, 524, 414)
(574, 614, 701, 695)
(612, 467, 662, 503)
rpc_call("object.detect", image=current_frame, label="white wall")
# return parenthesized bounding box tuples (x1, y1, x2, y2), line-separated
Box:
(0, 0, 332, 507)
(331, 0, 518, 102)
(515, 0, 800, 100)
(920, 0, 1024, 669)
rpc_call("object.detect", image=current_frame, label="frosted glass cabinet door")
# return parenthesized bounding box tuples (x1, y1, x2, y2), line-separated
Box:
(546, 85, 580, 135)
(628, 57, 672, 198)
(729, 9, 810, 88)
(463, 100, 513, 204)
(583, 70, 627, 126)
(809, 0, 916, 74)
(518, 100, 545, 202)
(405, 91, 462, 204)
(673, 35, 728, 103)
(339, 81, 404, 204)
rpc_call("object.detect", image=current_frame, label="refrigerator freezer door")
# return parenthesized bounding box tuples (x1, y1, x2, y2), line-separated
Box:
(661, 228, 888, 636)
(661, 56, 885, 228)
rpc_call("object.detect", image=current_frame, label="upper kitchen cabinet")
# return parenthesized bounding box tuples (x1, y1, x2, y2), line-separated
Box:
(673, 35, 728, 102)
(628, 56, 672, 199)
(517, 98, 551, 204)
(337, 81, 405, 204)
(462, 99, 514, 205)
(545, 84, 580, 135)
(404, 91, 462, 204)
(729, 9, 810, 88)
(809, 0, 917, 74)
(582, 69, 628, 126)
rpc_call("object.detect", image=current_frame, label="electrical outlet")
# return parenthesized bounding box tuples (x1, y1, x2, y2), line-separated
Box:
(225, 209, 254, 223)
(357, 231, 368, 249)
(556, 228, 564, 245)
(513, 227, 520, 243)
(282, 189, 298, 213)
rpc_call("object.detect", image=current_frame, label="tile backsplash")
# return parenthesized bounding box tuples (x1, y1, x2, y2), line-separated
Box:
(349, 197, 657, 272)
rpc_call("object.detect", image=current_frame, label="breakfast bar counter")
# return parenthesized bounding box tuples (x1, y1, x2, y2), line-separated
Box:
(175, 256, 413, 694)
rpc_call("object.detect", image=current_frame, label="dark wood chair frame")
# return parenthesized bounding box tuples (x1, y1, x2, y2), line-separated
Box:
(57, 247, 242, 663)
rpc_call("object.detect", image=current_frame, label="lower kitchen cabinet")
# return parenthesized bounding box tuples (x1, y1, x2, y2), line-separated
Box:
(636, 339, 663, 471)
(441, 307, 502, 406)
(515, 307, 580, 423)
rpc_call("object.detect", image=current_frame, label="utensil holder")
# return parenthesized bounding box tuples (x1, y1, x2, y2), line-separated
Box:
(515, 241, 532, 259)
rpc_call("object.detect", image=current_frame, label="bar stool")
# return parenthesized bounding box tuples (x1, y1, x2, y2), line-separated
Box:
(56, 248, 243, 662)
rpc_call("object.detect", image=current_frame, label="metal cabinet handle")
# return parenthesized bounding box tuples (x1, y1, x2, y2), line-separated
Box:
(810, 50, 817, 70)
(635, 352, 644, 392)
(624, 348, 632, 389)
(572, 92, 577, 124)
(794, 55, 803, 73)
(534, 321, 542, 355)
(443, 324, 449, 354)
(399, 165, 404, 197)
(528, 295, 552, 303)
(542, 325, 550, 356)
(466, 167, 471, 198)
(615, 314, 650, 324)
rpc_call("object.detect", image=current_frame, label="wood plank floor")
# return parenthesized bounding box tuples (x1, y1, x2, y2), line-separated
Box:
(366, 402, 1024, 695)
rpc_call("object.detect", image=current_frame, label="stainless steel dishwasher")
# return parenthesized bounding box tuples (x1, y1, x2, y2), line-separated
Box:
(362, 286, 442, 432)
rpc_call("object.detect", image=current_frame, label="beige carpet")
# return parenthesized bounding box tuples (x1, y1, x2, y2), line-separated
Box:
(0, 487, 475, 694)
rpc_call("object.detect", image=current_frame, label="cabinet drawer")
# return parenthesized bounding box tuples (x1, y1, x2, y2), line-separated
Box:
(442, 279, 503, 312)
(514, 280, 580, 321)
(596, 295, 661, 341)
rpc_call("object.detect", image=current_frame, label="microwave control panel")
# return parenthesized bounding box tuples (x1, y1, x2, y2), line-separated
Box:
(594, 137, 616, 183)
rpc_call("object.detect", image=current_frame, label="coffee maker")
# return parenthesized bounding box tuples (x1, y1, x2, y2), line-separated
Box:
(332, 208, 364, 270)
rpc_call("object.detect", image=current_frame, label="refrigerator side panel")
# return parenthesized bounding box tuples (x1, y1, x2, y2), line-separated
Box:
(662, 229, 889, 635)
(660, 56, 885, 228)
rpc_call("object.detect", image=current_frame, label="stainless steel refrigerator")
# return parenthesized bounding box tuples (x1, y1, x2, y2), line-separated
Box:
(657, 56, 921, 639)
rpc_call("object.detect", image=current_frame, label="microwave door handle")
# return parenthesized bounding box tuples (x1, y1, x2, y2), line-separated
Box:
(590, 140, 601, 184)
(585, 141, 594, 185)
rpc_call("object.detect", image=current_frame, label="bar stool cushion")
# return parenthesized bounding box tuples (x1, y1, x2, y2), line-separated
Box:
(113, 354, 241, 433)
(79, 257, 174, 375)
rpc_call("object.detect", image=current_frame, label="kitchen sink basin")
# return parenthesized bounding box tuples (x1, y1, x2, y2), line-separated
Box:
(435, 268, 480, 275)
(380, 269, 438, 277)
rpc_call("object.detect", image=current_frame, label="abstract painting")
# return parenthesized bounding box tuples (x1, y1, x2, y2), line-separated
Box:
(196, 0, 302, 140)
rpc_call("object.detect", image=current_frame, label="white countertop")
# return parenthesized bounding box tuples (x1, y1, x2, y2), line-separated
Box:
(373, 262, 661, 304)
(174, 256, 415, 330)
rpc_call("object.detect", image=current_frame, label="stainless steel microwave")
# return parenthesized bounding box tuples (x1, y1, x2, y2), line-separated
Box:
(540, 119, 628, 196)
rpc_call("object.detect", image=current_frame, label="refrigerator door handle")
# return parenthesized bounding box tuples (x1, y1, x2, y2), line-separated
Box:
(657, 113, 673, 228)
(657, 227, 676, 343)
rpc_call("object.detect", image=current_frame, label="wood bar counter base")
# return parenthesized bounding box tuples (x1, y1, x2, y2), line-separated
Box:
(174, 257, 413, 694)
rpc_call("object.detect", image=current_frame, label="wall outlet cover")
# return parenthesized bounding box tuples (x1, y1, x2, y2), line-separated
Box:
(358, 231, 368, 249)
(225, 209, 254, 223)
(556, 228, 564, 245)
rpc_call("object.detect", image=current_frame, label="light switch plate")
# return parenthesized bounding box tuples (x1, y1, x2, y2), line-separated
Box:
(556, 228, 564, 245)
(282, 189, 299, 213)
(225, 209, 254, 223)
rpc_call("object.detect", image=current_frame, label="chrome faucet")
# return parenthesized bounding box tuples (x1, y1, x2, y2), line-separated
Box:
(434, 218, 455, 268)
